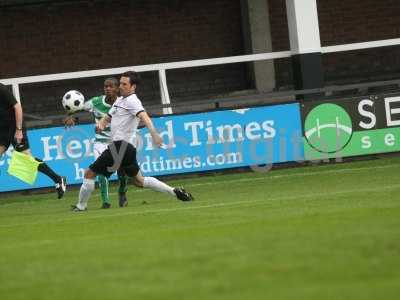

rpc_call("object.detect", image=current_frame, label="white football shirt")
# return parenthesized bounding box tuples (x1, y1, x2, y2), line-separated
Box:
(108, 93, 144, 144)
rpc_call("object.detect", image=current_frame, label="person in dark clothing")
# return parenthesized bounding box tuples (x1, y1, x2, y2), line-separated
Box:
(0, 83, 67, 198)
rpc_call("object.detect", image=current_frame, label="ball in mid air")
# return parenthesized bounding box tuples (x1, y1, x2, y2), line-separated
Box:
(62, 90, 84, 113)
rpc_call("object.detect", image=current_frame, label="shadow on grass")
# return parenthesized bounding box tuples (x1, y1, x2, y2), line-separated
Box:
(0, 188, 56, 205)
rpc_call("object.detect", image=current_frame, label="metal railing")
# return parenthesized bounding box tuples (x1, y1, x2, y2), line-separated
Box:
(1, 38, 400, 115)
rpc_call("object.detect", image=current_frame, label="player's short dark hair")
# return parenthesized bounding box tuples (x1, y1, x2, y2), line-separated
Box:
(104, 77, 119, 86)
(121, 71, 141, 85)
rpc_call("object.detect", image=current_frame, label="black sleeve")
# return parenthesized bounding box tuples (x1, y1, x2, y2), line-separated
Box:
(0, 84, 17, 107)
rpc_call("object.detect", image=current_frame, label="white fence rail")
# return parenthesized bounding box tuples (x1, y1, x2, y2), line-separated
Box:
(1, 38, 399, 114)
(322, 38, 400, 53)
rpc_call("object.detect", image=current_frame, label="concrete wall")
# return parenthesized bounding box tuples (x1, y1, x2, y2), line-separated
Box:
(241, 0, 275, 92)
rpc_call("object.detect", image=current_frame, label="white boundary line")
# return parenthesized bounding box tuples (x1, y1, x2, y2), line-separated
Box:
(1, 162, 399, 229)
(93, 162, 400, 197)
(1, 183, 399, 230)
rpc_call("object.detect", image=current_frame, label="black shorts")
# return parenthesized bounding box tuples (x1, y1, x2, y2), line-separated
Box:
(0, 125, 30, 152)
(89, 141, 140, 178)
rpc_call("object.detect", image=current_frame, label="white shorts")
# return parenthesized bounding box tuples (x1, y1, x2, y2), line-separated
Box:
(93, 142, 108, 160)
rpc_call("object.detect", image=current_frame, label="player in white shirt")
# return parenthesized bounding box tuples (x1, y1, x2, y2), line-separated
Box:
(72, 71, 193, 211)
(64, 78, 130, 208)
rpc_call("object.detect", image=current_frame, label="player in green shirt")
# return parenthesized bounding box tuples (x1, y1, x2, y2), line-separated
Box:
(64, 78, 129, 208)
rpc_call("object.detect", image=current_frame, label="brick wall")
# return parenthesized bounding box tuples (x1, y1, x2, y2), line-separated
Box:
(2, 0, 399, 118)
(318, 0, 400, 83)
(268, 0, 400, 87)
(0, 0, 247, 117)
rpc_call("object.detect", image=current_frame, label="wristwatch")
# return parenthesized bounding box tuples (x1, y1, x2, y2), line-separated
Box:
(16, 127, 23, 131)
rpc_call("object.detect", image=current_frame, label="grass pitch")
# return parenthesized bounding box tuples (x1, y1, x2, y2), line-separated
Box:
(1, 157, 400, 299)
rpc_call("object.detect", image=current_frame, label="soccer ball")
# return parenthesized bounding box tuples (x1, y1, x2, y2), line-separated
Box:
(62, 90, 85, 113)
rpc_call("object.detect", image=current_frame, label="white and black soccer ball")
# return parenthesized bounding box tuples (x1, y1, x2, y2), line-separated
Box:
(62, 90, 85, 113)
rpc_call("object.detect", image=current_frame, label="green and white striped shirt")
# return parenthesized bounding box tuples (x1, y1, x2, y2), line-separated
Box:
(83, 96, 112, 144)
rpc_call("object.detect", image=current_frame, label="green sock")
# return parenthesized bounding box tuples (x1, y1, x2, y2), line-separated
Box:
(118, 175, 128, 194)
(98, 175, 110, 204)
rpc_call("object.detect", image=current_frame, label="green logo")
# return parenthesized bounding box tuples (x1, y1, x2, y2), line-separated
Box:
(304, 103, 353, 153)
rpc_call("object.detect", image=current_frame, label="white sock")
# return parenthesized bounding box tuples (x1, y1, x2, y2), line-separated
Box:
(143, 177, 175, 196)
(77, 178, 95, 210)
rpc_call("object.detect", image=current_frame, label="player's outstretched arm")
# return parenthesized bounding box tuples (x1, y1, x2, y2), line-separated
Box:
(13, 102, 23, 142)
(63, 98, 94, 127)
(138, 111, 163, 148)
(63, 115, 77, 127)
(96, 115, 111, 133)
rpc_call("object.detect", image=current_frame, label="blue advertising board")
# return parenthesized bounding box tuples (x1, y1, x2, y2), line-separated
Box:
(0, 103, 304, 192)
